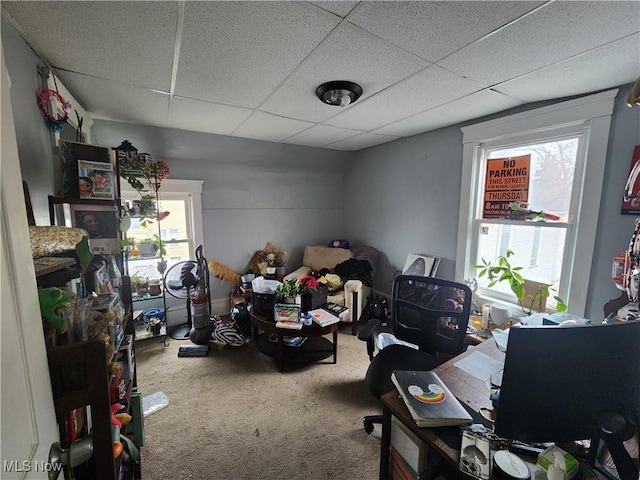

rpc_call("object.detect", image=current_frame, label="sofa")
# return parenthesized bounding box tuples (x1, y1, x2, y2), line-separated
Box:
(284, 245, 378, 335)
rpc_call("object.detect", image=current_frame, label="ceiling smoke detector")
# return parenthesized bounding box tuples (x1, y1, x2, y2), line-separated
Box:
(316, 81, 363, 107)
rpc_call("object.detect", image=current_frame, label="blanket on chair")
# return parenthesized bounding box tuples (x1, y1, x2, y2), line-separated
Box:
(335, 258, 373, 286)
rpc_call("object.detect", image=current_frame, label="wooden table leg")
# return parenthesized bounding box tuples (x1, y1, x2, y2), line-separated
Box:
(351, 291, 359, 336)
(277, 333, 284, 372)
(379, 405, 391, 480)
(333, 329, 338, 364)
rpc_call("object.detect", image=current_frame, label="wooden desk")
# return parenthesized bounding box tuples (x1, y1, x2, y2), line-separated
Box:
(379, 340, 543, 479)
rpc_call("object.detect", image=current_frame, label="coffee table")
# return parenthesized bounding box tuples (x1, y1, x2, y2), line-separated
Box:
(249, 308, 339, 371)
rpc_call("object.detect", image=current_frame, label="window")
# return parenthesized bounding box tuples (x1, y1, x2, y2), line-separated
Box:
(121, 179, 204, 281)
(456, 90, 617, 316)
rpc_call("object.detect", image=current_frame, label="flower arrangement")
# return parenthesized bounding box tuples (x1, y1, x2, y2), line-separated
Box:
(298, 275, 318, 292)
(121, 155, 170, 195)
(275, 278, 317, 302)
(140, 159, 170, 193)
(260, 242, 287, 267)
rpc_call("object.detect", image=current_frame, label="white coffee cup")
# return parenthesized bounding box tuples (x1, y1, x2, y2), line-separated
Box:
(490, 304, 511, 326)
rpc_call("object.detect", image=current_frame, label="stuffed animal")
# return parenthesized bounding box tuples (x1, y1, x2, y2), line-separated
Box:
(38, 287, 71, 330)
(364, 295, 390, 323)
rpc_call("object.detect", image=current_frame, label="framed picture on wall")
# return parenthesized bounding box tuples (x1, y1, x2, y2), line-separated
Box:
(402, 253, 441, 277)
(70, 203, 119, 255)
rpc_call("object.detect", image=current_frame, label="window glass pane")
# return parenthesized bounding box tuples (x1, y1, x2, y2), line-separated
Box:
(163, 241, 191, 263)
(486, 137, 579, 222)
(158, 199, 189, 240)
(475, 222, 566, 308)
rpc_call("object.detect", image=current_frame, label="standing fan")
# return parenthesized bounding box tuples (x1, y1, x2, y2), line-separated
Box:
(165, 246, 210, 339)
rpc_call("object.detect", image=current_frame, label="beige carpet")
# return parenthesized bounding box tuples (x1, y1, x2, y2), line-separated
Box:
(135, 324, 383, 479)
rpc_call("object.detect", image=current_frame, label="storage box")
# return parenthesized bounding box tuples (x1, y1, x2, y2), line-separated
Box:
(251, 277, 282, 317)
(253, 292, 276, 317)
(274, 303, 301, 323)
(302, 284, 328, 312)
(390, 415, 428, 475)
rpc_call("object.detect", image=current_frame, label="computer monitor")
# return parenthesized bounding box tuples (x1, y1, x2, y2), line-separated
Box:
(495, 321, 640, 478)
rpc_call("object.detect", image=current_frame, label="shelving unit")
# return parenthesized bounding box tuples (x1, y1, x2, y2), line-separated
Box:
(43, 274, 141, 479)
(41, 140, 145, 477)
(114, 141, 167, 341)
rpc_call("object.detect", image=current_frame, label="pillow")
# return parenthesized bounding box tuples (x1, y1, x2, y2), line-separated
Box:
(328, 239, 349, 249)
(29, 225, 86, 258)
(324, 273, 343, 290)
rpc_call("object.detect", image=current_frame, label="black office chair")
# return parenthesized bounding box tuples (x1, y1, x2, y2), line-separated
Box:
(358, 275, 472, 433)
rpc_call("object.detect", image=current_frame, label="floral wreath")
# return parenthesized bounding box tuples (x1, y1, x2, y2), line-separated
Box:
(37, 89, 71, 132)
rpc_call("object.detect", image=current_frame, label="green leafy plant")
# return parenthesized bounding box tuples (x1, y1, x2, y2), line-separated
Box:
(130, 272, 149, 293)
(275, 278, 316, 301)
(139, 234, 166, 256)
(474, 250, 567, 314)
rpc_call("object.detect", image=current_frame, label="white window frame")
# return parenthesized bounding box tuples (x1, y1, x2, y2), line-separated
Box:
(455, 89, 617, 316)
(120, 178, 204, 253)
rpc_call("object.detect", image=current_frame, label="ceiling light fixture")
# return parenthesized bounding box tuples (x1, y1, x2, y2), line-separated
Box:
(316, 81, 363, 107)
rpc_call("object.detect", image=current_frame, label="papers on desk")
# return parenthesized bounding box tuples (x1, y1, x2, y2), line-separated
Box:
(454, 351, 504, 384)
(491, 328, 510, 352)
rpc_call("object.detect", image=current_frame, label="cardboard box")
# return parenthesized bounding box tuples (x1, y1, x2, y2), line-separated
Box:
(274, 303, 301, 323)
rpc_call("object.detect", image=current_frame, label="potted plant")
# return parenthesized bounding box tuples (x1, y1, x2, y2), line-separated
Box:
(130, 272, 149, 295)
(276, 278, 316, 304)
(474, 250, 567, 315)
(137, 234, 166, 257)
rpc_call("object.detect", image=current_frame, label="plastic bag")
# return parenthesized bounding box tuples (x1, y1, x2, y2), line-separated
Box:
(142, 391, 168, 416)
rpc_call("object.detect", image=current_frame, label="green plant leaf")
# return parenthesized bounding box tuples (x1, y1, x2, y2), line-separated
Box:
(75, 236, 93, 270)
(119, 214, 131, 233)
(512, 283, 525, 300)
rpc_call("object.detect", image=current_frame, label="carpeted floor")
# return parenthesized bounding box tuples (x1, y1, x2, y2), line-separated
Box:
(135, 323, 383, 479)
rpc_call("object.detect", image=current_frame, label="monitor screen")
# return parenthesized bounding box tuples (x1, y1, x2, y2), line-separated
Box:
(494, 321, 640, 444)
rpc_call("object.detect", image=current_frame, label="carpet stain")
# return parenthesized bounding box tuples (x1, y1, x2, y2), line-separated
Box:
(254, 428, 260, 437)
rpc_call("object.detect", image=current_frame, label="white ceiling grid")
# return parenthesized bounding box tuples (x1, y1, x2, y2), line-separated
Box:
(2, 1, 638, 151)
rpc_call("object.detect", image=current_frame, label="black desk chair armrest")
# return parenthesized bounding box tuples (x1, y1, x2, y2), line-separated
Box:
(358, 317, 383, 361)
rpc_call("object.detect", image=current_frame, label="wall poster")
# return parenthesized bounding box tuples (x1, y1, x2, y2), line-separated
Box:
(482, 155, 530, 219)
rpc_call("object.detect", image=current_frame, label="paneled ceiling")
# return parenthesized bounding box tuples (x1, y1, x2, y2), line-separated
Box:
(3, 1, 639, 151)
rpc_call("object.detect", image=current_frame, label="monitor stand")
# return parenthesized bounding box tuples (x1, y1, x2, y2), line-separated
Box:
(590, 412, 639, 480)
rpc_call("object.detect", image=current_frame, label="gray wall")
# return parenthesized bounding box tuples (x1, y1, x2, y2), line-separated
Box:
(5, 12, 640, 321)
(2, 15, 56, 226)
(346, 83, 640, 321)
(91, 121, 352, 299)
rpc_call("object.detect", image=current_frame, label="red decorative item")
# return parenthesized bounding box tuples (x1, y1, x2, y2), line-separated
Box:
(37, 88, 71, 132)
(299, 275, 318, 289)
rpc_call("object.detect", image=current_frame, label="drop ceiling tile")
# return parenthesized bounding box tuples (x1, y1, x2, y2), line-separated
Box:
(168, 97, 252, 136)
(233, 111, 315, 143)
(495, 33, 640, 103)
(324, 132, 399, 151)
(282, 124, 363, 148)
(349, 1, 544, 62)
(56, 72, 169, 128)
(325, 66, 485, 131)
(175, 2, 339, 108)
(373, 89, 523, 137)
(2, 1, 177, 91)
(310, 1, 359, 18)
(439, 1, 640, 86)
(261, 24, 428, 122)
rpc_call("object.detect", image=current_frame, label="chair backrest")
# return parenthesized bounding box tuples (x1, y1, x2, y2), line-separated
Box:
(302, 245, 353, 271)
(391, 275, 472, 358)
